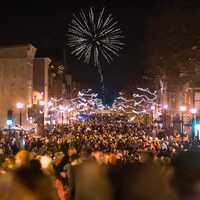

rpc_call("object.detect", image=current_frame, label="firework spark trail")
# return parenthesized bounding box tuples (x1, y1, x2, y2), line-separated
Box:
(67, 7, 124, 101)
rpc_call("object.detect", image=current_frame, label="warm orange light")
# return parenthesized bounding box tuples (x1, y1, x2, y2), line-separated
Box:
(16, 102, 24, 109)
(180, 106, 186, 112)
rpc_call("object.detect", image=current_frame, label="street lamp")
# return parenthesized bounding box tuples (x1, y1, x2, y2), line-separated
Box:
(16, 102, 24, 127)
(163, 104, 168, 109)
(59, 105, 65, 126)
(190, 108, 197, 138)
(39, 101, 45, 106)
(180, 106, 186, 135)
(151, 105, 155, 125)
(65, 107, 70, 124)
(190, 108, 197, 114)
(163, 104, 168, 128)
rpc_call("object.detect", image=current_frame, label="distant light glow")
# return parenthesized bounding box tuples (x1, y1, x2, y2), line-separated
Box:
(39, 101, 45, 106)
(28, 117, 33, 123)
(59, 105, 65, 112)
(16, 102, 24, 109)
(180, 106, 186, 112)
(48, 101, 53, 107)
(163, 104, 168, 109)
(190, 108, 197, 114)
(7, 120, 13, 126)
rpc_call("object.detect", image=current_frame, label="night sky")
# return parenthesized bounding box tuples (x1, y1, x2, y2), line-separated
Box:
(0, 0, 195, 100)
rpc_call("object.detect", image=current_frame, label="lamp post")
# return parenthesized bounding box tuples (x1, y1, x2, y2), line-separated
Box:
(163, 104, 168, 128)
(16, 102, 24, 127)
(180, 106, 186, 135)
(39, 100, 45, 127)
(59, 105, 65, 127)
(143, 110, 147, 126)
(66, 107, 72, 124)
(190, 108, 197, 138)
(62, 112, 64, 126)
(151, 105, 155, 125)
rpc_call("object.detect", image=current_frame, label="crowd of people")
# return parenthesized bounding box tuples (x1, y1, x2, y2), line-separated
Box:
(0, 114, 200, 199)
(0, 114, 197, 162)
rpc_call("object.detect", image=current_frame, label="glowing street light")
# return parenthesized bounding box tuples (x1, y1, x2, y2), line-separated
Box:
(7, 120, 13, 127)
(16, 102, 24, 127)
(163, 104, 168, 109)
(190, 108, 197, 114)
(151, 105, 155, 111)
(16, 102, 24, 109)
(180, 106, 187, 112)
(39, 101, 45, 106)
(59, 105, 65, 112)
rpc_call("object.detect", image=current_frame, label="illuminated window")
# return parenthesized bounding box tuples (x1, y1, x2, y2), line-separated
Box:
(195, 92, 200, 109)
(195, 92, 200, 101)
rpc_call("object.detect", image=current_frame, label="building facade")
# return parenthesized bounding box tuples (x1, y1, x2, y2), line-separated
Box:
(33, 58, 51, 125)
(0, 44, 80, 128)
(158, 62, 200, 135)
(49, 65, 64, 98)
(0, 44, 37, 128)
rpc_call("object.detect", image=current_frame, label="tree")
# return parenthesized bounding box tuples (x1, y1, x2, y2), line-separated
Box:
(145, 0, 200, 90)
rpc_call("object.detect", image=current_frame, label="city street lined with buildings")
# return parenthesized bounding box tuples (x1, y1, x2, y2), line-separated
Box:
(1, 42, 200, 200)
(1, 40, 200, 200)
(2, 1, 200, 200)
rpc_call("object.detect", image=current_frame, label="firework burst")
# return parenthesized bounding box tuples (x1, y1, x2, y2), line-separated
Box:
(67, 7, 124, 100)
